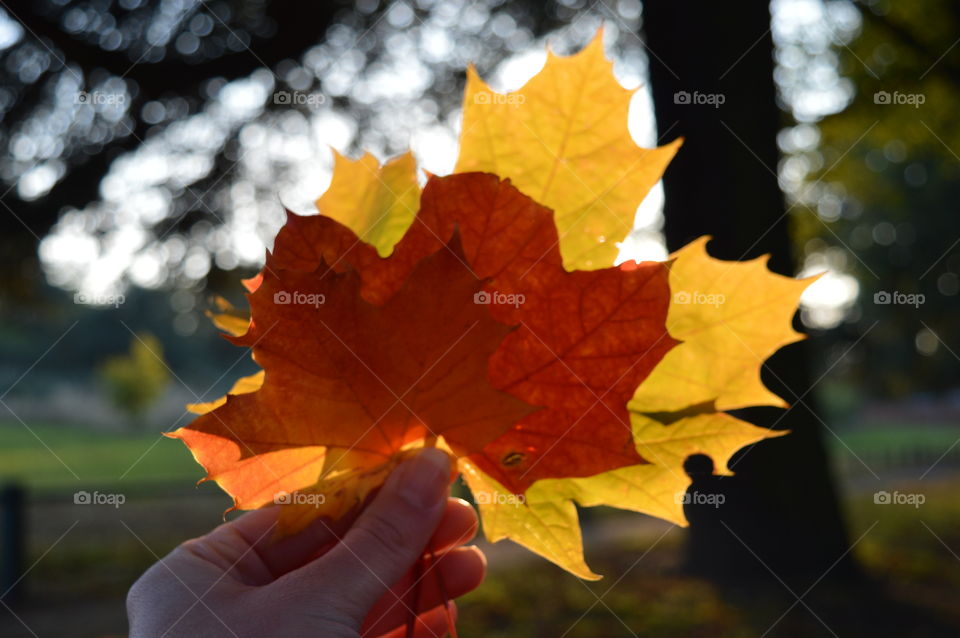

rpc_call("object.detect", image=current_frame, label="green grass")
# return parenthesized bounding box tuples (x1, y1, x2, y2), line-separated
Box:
(831, 421, 959, 455)
(0, 421, 203, 489)
(826, 421, 960, 475)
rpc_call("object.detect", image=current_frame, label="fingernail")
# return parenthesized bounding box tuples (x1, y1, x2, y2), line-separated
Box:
(392, 448, 451, 509)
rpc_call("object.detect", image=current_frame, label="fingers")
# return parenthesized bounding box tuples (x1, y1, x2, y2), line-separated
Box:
(427, 498, 478, 554)
(175, 507, 285, 584)
(277, 448, 452, 624)
(242, 508, 353, 579)
(376, 603, 458, 638)
(360, 546, 485, 637)
(185, 505, 351, 585)
(254, 496, 476, 581)
(187, 483, 475, 587)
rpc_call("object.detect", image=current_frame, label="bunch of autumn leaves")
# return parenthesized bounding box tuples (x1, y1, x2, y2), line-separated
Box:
(172, 33, 813, 578)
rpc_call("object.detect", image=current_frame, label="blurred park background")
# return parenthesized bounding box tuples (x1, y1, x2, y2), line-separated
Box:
(1, 0, 959, 636)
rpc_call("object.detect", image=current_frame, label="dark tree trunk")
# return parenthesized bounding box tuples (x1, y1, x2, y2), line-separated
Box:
(643, 0, 856, 589)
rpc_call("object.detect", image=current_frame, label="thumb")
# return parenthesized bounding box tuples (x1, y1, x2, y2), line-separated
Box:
(283, 448, 452, 624)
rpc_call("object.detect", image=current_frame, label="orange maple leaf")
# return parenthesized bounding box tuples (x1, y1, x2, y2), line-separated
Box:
(170, 173, 675, 514)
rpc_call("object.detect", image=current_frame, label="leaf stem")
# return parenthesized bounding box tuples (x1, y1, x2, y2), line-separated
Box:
(430, 550, 458, 638)
(405, 556, 423, 638)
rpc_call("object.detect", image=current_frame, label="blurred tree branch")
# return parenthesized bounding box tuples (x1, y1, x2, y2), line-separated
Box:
(0, 1, 350, 293)
(854, 0, 960, 86)
(13, 2, 349, 97)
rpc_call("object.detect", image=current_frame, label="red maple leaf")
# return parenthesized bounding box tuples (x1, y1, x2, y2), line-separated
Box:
(172, 173, 676, 507)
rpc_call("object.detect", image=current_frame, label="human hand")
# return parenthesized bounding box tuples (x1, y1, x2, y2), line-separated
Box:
(127, 449, 485, 637)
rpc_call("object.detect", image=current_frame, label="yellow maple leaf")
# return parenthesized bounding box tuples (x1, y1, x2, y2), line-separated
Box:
(462, 411, 782, 578)
(460, 458, 600, 580)
(186, 371, 264, 415)
(631, 412, 786, 476)
(456, 30, 681, 270)
(315, 150, 420, 257)
(630, 237, 818, 413)
(204, 295, 251, 338)
(560, 464, 688, 526)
